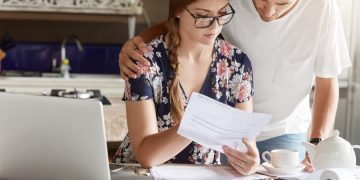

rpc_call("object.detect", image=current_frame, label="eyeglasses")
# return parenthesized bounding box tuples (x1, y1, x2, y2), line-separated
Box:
(185, 4, 235, 29)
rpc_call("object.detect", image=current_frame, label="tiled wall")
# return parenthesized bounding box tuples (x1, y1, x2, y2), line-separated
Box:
(2, 42, 121, 74)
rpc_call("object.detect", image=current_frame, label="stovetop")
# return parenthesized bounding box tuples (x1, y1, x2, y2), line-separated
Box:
(0, 89, 111, 105)
(50, 89, 111, 105)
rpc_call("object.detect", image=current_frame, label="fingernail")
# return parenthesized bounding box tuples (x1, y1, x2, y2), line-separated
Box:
(133, 75, 137, 78)
(222, 145, 229, 151)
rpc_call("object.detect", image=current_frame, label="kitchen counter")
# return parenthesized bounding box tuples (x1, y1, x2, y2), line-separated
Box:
(0, 74, 125, 97)
(0, 75, 128, 142)
(104, 97, 127, 142)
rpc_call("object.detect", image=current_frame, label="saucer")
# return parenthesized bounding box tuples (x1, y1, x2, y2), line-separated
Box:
(261, 162, 305, 175)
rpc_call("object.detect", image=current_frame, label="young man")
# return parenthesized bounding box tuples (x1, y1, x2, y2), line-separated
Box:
(118, 0, 351, 171)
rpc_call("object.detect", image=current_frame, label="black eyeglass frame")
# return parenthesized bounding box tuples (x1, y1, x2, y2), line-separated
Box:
(185, 3, 236, 29)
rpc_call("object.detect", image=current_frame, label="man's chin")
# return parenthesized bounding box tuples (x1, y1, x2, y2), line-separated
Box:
(260, 16, 276, 22)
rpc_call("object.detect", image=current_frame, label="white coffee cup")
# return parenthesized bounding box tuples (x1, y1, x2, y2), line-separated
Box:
(261, 149, 299, 168)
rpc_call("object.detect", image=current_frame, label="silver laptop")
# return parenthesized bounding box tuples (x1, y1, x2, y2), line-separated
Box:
(0, 92, 111, 180)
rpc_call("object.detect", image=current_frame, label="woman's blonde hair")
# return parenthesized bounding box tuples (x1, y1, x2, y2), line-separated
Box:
(168, 0, 197, 124)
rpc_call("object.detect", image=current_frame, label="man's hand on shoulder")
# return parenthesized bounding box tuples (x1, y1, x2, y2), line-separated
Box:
(119, 36, 150, 80)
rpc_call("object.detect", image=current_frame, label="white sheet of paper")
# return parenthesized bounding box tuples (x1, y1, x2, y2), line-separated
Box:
(178, 92, 271, 153)
(151, 164, 269, 180)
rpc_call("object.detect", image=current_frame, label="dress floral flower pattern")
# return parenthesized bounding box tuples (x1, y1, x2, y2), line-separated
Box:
(112, 35, 254, 165)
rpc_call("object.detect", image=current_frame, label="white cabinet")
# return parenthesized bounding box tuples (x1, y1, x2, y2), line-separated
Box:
(0, 0, 142, 15)
(0, 0, 143, 38)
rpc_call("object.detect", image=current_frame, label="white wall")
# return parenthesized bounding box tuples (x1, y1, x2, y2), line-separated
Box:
(348, 0, 360, 156)
(335, 0, 360, 164)
(331, 0, 354, 139)
(335, 0, 354, 80)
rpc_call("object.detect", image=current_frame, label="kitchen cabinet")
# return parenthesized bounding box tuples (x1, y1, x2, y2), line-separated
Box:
(0, 0, 143, 38)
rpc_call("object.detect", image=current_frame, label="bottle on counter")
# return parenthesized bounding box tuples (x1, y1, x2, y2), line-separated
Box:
(60, 58, 71, 78)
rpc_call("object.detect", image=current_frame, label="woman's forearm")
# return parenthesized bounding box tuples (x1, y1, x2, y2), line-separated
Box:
(134, 124, 191, 168)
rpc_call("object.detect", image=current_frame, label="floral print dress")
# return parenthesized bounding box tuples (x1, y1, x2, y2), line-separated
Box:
(112, 35, 254, 165)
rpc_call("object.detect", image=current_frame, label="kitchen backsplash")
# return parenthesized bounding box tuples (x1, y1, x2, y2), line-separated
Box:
(1, 42, 121, 74)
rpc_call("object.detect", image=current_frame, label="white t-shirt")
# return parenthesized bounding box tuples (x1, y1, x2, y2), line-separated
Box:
(223, 0, 351, 141)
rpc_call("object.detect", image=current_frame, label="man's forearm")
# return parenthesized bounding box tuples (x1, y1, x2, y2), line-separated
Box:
(310, 77, 339, 139)
(138, 21, 168, 42)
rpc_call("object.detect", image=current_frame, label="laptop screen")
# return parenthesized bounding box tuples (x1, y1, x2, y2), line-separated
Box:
(0, 92, 110, 180)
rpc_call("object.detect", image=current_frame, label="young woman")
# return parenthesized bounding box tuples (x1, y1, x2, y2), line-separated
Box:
(113, 0, 259, 175)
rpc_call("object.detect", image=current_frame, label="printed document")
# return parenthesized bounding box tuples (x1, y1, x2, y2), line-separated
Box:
(178, 92, 271, 153)
(150, 164, 269, 180)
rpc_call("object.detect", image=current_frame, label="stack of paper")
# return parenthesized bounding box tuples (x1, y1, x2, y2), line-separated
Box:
(151, 164, 269, 180)
(178, 93, 272, 153)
